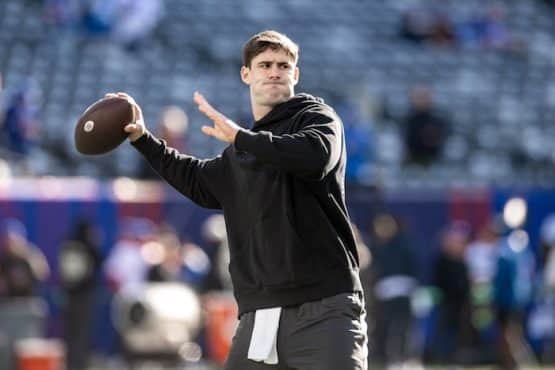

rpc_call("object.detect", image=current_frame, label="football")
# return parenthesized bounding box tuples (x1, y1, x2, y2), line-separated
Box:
(74, 97, 135, 155)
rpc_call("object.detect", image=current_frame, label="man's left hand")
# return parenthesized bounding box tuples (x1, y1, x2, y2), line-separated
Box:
(194, 91, 242, 144)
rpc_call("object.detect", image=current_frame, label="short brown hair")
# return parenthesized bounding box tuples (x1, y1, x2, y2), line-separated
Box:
(242, 30, 299, 67)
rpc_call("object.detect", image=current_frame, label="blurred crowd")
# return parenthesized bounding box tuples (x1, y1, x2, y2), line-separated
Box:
(3, 210, 555, 369)
(0, 213, 233, 370)
(0, 70, 190, 178)
(0, 0, 553, 185)
(363, 212, 555, 370)
(0, 1, 554, 369)
(400, 2, 524, 52)
(44, 0, 164, 50)
(0, 65, 450, 184)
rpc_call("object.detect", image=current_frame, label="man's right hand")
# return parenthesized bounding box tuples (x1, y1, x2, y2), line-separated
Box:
(105, 92, 146, 142)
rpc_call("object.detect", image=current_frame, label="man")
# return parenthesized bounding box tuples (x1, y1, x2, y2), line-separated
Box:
(403, 85, 448, 167)
(110, 30, 368, 370)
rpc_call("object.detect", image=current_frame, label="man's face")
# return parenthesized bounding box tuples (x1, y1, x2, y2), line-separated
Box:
(241, 48, 299, 109)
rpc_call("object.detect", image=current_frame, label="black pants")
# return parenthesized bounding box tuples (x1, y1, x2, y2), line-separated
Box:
(225, 292, 368, 370)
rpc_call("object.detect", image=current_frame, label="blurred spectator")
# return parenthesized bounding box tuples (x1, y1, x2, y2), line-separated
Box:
(540, 215, 555, 290)
(200, 214, 232, 292)
(1, 80, 42, 167)
(428, 221, 471, 364)
(464, 218, 504, 360)
(103, 218, 157, 359)
(137, 105, 189, 179)
(58, 220, 104, 370)
(81, 0, 163, 49)
(337, 102, 374, 184)
(400, 6, 456, 47)
(0, 73, 4, 128)
(403, 86, 448, 167)
(43, 0, 82, 28)
(157, 105, 189, 151)
(110, 0, 164, 50)
(465, 219, 503, 285)
(0, 218, 49, 298)
(456, 3, 520, 52)
(0, 219, 49, 370)
(146, 225, 210, 290)
(531, 214, 555, 361)
(81, 0, 118, 38)
(401, 3, 522, 52)
(181, 241, 211, 290)
(0, 74, 7, 177)
(104, 217, 157, 294)
(368, 213, 417, 367)
(493, 229, 536, 370)
(145, 227, 183, 283)
(352, 222, 372, 287)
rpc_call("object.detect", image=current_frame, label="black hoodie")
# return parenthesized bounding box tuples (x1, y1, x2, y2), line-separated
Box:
(132, 93, 362, 315)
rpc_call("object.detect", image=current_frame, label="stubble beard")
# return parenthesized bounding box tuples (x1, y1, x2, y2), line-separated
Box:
(255, 87, 292, 109)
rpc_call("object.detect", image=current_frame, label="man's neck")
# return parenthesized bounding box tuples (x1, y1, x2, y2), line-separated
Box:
(252, 104, 273, 121)
(251, 95, 295, 121)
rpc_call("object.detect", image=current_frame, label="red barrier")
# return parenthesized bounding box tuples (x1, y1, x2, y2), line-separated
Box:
(203, 292, 238, 366)
(15, 338, 65, 370)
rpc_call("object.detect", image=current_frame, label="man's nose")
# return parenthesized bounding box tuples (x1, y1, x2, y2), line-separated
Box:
(268, 66, 281, 78)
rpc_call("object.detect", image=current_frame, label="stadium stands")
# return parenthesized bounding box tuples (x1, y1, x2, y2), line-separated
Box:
(0, 0, 554, 186)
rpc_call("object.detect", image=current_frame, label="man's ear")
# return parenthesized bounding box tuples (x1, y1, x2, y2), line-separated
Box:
(240, 66, 250, 85)
(293, 66, 300, 86)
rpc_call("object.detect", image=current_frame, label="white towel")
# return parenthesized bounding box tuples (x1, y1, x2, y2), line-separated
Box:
(247, 307, 281, 364)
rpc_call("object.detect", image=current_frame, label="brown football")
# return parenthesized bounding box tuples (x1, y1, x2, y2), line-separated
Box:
(74, 97, 135, 155)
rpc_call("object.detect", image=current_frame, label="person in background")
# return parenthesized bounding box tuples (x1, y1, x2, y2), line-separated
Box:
(429, 221, 471, 364)
(1, 80, 42, 174)
(59, 220, 104, 370)
(0, 219, 49, 370)
(493, 229, 536, 370)
(337, 101, 374, 185)
(456, 3, 518, 51)
(137, 105, 189, 179)
(403, 85, 448, 167)
(146, 224, 211, 290)
(110, 0, 164, 51)
(532, 214, 555, 361)
(463, 218, 503, 359)
(400, 6, 456, 47)
(465, 218, 502, 287)
(0, 218, 49, 298)
(200, 214, 232, 292)
(104, 217, 157, 294)
(368, 212, 417, 367)
(0, 73, 4, 129)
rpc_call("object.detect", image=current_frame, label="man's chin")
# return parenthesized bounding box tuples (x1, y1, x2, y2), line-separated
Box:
(260, 93, 290, 107)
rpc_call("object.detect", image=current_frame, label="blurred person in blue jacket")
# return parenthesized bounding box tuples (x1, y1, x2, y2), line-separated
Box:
(493, 229, 535, 370)
(2, 80, 41, 158)
(337, 102, 374, 185)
